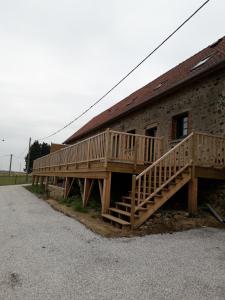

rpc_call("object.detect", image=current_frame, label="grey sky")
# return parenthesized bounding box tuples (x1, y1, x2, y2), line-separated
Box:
(0, 0, 224, 171)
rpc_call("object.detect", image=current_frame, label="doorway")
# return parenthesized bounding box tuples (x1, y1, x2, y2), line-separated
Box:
(146, 126, 157, 137)
(145, 126, 158, 162)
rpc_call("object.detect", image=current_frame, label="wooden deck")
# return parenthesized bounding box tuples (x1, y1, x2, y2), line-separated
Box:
(32, 130, 225, 229)
(33, 129, 163, 177)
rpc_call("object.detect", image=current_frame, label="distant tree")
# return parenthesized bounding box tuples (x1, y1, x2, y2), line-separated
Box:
(24, 141, 50, 173)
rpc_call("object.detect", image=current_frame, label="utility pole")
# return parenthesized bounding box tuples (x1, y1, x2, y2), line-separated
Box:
(26, 137, 32, 183)
(9, 154, 12, 176)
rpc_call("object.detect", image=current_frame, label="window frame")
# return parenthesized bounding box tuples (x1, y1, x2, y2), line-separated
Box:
(172, 112, 189, 140)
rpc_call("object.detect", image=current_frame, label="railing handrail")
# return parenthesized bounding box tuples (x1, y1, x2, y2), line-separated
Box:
(136, 132, 194, 180)
(194, 131, 225, 140)
(34, 131, 106, 162)
(109, 130, 163, 140)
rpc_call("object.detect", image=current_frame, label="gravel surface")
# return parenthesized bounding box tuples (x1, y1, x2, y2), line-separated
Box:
(0, 185, 225, 300)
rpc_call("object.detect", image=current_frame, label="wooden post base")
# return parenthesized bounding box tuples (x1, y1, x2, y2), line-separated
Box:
(83, 178, 94, 207)
(188, 177, 198, 214)
(98, 172, 112, 214)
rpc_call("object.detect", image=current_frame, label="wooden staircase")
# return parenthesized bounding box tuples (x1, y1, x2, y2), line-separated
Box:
(103, 133, 194, 229)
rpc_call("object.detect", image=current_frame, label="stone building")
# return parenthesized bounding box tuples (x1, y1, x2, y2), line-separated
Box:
(33, 37, 225, 228)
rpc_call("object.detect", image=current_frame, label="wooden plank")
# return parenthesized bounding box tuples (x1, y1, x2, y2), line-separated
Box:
(102, 172, 112, 214)
(63, 177, 69, 198)
(45, 176, 49, 192)
(130, 175, 136, 229)
(98, 179, 103, 203)
(83, 178, 94, 207)
(195, 167, 225, 180)
(102, 214, 130, 226)
(188, 167, 198, 214)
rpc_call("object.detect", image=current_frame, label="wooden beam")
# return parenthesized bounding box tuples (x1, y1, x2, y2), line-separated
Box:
(130, 175, 136, 229)
(102, 172, 112, 214)
(98, 179, 103, 205)
(53, 176, 57, 185)
(83, 179, 94, 207)
(188, 175, 198, 215)
(40, 176, 44, 187)
(195, 167, 225, 180)
(66, 178, 75, 199)
(45, 176, 49, 192)
(63, 177, 69, 198)
(78, 178, 84, 201)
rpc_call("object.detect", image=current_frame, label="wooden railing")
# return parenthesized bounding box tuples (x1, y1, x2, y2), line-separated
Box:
(195, 132, 225, 168)
(33, 130, 163, 171)
(108, 130, 162, 164)
(131, 133, 193, 209)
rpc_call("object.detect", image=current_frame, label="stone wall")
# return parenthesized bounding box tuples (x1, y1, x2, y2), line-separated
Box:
(107, 70, 225, 151)
(48, 184, 64, 200)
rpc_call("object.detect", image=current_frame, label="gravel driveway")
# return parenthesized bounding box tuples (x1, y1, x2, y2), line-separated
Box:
(0, 185, 224, 300)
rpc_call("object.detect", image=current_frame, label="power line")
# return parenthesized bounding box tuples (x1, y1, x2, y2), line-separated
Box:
(39, 0, 211, 141)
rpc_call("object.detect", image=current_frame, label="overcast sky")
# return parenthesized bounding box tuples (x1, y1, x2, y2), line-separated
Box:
(0, 0, 224, 171)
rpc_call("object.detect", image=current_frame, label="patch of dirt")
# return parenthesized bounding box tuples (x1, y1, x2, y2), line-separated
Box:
(46, 199, 129, 237)
(46, 198, 225, 238)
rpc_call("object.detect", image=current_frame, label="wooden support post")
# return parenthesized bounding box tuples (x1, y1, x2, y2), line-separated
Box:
(188, 133, 198, 215)
(40, 176, 44, 188)
(83, 178, 94, 207)
(32, 176, 35, 186)
(53, 176, 57, 185)
(66, 178, 75, 199)
(98, 179, 103, 206)
(64, 177, 69, 199)
(36, 176, 39, 186)
(188, 172, 198, 215)
(45, 176, 49, 192)
(130, 175, 136, 229)
(102, 172, 112, 214)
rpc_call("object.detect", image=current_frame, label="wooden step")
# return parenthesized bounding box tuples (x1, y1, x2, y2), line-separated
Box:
(102, 214, 130, 226)
(115, 202, 147, 211)
(116, 202, 132, 208)
(109, 207, 139, 218)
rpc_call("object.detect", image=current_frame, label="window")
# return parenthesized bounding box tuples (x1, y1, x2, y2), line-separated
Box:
(172, 113, 189, 139)
(146, 127, 157, 137)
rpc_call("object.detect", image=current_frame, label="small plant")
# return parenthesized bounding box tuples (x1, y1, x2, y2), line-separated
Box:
(58, 195, 88, 213)
(25, 185, 46, 195)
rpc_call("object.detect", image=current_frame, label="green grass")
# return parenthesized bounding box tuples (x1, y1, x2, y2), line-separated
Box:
(25, 184, 101, 215)
(0, 175, 32, 186)
(56, 194, 101, 214)
(58, 195, 88, 213)
(25, 184, 46, 195)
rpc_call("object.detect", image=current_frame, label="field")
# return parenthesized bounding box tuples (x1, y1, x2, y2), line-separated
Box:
(0, 174, 32, 186)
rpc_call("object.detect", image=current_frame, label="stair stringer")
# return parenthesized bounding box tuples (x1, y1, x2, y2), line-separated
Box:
(133, 173, 191, 228)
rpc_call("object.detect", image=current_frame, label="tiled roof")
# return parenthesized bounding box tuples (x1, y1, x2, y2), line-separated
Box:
(65, 37, 225, 144)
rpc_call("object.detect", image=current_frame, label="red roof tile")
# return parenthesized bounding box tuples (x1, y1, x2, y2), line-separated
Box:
(65, 37, 225, 144)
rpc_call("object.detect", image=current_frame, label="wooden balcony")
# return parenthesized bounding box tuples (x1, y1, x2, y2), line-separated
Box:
(33, 129, 163, 178)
